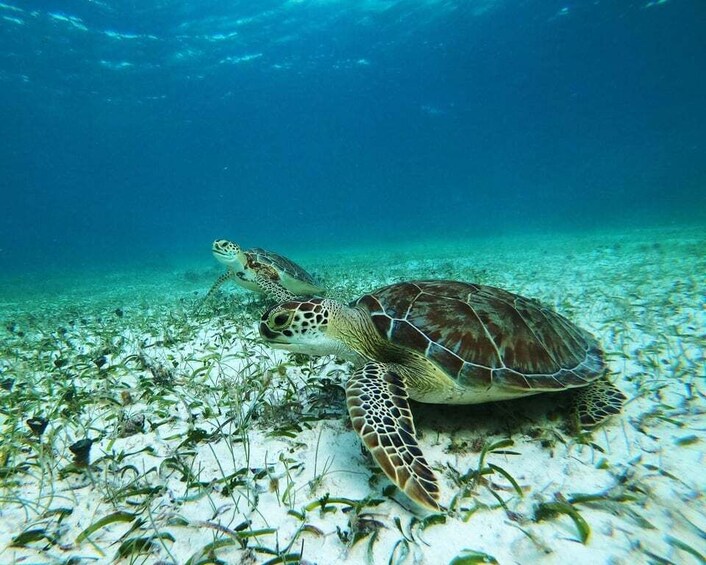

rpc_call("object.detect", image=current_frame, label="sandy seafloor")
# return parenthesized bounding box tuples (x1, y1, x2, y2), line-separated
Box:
(0, 227, 704, 565)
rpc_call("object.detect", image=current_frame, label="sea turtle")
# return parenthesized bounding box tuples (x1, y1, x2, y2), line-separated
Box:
(203, 239, 323, 304)
(259, 280, 625, 511)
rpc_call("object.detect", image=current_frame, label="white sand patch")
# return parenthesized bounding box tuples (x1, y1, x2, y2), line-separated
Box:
(0, 227, 704, 563)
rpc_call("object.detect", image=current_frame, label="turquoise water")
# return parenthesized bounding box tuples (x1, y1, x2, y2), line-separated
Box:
(1, 1, 705, 276)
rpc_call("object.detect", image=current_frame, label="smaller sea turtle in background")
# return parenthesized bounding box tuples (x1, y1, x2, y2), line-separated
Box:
(259, 280, 625, 511)
(203, 239, 323, 305)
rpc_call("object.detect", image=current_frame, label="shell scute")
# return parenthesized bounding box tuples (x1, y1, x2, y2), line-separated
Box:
(250, 248, 318, 285)
(388, 320, 429, 354)
(459, 362, 493, 387)
(425, 341, 465, 379)
(404, 289, 502, 370)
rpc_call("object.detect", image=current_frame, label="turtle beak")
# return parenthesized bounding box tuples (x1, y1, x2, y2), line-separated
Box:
(212, 240, 228, 255)
(259, 321, 282, 342)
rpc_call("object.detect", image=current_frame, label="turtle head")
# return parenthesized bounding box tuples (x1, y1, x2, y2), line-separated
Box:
(212, 239, 247, 268)
(260, 298, 354, 358)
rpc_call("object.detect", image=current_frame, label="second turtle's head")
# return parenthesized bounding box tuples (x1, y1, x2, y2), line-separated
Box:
(260, 298, 347, 357)
(212, 239, 244, 268)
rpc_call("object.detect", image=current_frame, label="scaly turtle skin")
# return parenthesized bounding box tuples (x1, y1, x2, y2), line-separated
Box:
(204, 239, 323, 304)
(259, 280, 625, 511)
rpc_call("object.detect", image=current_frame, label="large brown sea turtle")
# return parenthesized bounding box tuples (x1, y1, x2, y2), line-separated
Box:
(259, 280, 625, 510)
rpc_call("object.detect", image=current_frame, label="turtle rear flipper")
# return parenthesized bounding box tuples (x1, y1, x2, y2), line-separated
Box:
(346, 362, 442, 511)
(571, 377, 626, 429)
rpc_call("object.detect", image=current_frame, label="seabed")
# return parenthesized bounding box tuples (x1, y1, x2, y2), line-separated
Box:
(0, 227, 704, 564)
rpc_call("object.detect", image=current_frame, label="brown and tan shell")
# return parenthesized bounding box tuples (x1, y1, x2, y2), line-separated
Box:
(248, 248, 319, 286)
(353, 280, 605, 391)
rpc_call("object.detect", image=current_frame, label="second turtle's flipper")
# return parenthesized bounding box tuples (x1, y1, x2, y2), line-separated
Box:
(196, 271, 235, 313)
(346, 362, 441, 511)
(572, 377, 626, 429)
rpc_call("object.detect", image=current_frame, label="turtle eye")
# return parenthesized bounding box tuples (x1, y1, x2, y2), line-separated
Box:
(271, 312, 292, 329)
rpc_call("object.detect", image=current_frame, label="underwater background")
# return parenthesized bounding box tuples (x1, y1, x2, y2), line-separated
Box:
(1, 3, 706, 563)
(1, 0, 705, 276)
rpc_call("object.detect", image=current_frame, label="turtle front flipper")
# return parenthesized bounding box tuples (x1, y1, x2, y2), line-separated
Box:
(571, 377, 626, 429)
(346, 362, 442, 511)
(254, 272, 297, 302)
(196, 271, 235, 313)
